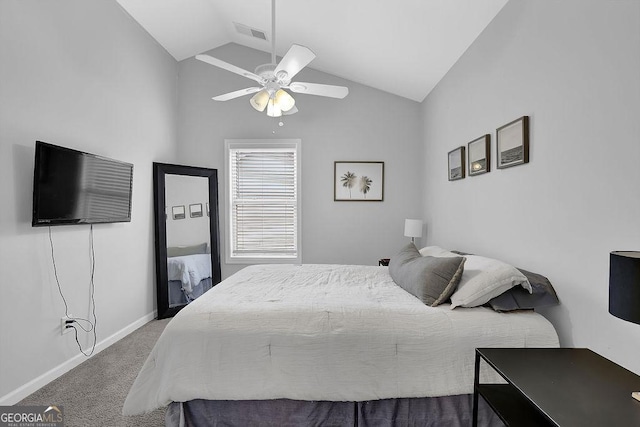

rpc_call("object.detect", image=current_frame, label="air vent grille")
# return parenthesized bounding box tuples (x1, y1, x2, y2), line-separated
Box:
(251, 29, 267, 40)
(234, 22, 268, 41)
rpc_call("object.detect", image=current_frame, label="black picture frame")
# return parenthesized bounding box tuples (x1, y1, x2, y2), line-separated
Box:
(497, 116, 529, 169)
(468, 134, 491, 176)
(448, 146, 465, 181)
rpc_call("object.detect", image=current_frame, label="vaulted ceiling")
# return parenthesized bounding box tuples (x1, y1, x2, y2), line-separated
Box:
(116, 0, 508, 102)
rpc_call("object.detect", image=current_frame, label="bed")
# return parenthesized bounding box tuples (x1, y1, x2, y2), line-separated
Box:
(166, 253, 213, 307)
(124, 246, 559, 426)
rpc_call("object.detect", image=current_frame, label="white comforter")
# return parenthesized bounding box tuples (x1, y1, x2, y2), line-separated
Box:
(166, 254, 211, 294)
(123, 264, 558, 415)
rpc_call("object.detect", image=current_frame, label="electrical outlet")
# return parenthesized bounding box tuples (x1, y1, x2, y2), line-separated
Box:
(61, 316, 74, 335)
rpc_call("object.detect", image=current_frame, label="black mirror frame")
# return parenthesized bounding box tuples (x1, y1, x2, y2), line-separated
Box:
(153, 162, 222, 319)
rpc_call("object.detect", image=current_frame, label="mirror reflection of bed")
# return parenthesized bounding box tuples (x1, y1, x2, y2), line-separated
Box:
(153, 162, 221, 319)
(167, 245, 212, 307)
(165, 175, 212, 308)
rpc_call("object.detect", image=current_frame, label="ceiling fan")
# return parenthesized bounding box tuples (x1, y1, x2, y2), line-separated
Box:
(195, 0, 348, 117)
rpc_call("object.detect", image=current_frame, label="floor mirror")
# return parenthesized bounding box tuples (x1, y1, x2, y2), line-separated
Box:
(153, 162, 221, 319)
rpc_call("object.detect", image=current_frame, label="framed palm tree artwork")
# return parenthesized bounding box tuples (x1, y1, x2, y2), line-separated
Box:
(334, 161, 384, 201)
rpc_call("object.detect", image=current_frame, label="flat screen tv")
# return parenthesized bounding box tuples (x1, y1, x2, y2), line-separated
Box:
(32, 141, 133, 226)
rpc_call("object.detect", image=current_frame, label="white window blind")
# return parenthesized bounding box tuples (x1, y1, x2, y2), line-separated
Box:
(227, 140, 300, 262)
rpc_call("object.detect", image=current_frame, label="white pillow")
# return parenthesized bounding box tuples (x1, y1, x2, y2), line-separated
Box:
(449, 255, 531, 309)
(418, 246, 459, 258)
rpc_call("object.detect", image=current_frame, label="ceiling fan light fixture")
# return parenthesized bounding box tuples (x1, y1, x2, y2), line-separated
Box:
(250, 89, 270, 112)
(274, 89, 295, 112)
(266, 98, 282, 117)
(283, 106, 298, 116)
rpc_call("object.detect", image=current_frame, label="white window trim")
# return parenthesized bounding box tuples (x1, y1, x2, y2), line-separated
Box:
(224, 139, 302, 265)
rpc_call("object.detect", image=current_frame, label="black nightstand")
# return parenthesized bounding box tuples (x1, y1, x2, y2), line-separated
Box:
(378, 258, 390, 266)
(473, 348, 640, 426)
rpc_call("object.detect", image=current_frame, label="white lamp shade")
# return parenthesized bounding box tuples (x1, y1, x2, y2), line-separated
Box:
(250, 90, 270, 112)
(266, 98, 282, 117)
(274, 89, 296, 112)
(404, 219, 423, 238)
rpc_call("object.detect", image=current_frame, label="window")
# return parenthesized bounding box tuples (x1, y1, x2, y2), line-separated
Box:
(225, 139, 301, 264)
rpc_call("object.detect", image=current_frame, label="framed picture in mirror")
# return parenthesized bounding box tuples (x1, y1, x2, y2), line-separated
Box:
(172, 205, 185, 220)
(189, 203, 203, 218)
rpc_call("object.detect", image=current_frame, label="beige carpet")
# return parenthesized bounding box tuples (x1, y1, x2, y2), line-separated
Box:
(19, 318, 170, 427)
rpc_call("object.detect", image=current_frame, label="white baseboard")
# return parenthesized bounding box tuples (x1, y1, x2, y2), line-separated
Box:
(0, 311, 157, 405)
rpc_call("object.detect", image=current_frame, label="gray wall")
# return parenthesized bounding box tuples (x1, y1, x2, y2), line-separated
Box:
(177, 43, 424, 278)
(0, 0, 178, 401)
(421, 0, 640, 373)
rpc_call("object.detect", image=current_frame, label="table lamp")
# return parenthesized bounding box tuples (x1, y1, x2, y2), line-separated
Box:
(404, 219, 423, 243)
(608, 251, 640, 402)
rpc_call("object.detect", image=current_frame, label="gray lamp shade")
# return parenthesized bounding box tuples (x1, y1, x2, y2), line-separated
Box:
(609, 251, 640, 325)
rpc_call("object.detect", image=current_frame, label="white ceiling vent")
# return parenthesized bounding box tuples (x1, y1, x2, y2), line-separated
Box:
(233, 22, 268, 41)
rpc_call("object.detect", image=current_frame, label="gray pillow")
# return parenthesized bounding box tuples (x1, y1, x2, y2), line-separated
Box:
(451, 250, 560, 311)
(389, 243, 466, 306)
(487, 268, 560, 312)
(167, 242, 208, 257)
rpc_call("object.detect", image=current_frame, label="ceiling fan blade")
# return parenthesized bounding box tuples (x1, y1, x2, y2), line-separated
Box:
(288, 82, 349, 99)
(196, 54, 263, 84)
(274, 44, 316, 81)
(212, 87, 262, 101)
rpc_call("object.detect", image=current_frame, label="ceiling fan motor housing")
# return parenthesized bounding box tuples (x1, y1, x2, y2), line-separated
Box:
(254, 63, 276, 79)
(254, 63, 290, 86)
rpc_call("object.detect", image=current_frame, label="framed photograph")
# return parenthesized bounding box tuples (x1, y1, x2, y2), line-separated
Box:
(497, 116, 529, 169)
(334, 161, 384, 201)
(171, 205, 185, 220)
(468, 134, 491, 176)
(448, 147, 465, 181)
(189, 203, 203, 218)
